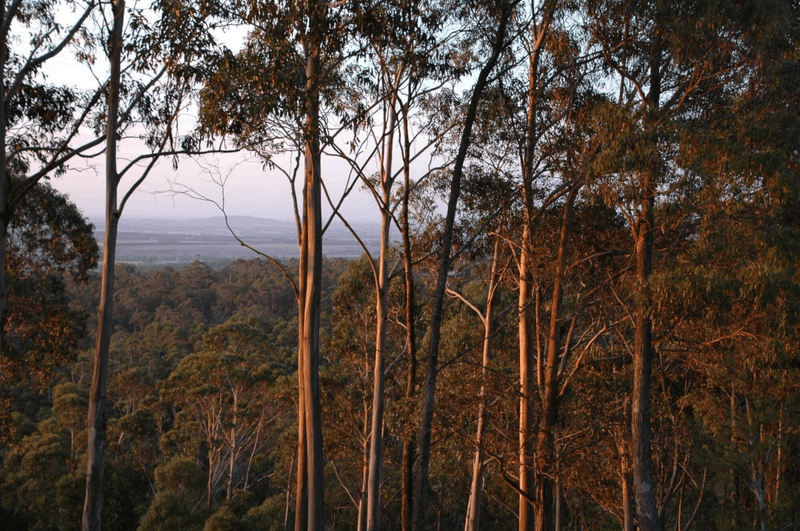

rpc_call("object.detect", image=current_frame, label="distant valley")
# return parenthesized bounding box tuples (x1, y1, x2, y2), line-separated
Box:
(91, 216, 385, 267)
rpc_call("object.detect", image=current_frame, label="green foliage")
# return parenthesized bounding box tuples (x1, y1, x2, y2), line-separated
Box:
(0, 424, 82, 531)
(3, 183, 98, 388)
(137, 457, 207, 531)
(137, 491, 206, 531)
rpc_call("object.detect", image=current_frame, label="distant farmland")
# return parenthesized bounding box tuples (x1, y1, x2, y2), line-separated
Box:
(92, 216, 385, 267)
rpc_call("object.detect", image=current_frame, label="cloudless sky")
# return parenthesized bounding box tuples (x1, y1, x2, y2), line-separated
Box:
(51, 144, 384, 224)
(42, 30, 384, 224)
(42, 13, 433, 227)
(40, 13, 384, 224)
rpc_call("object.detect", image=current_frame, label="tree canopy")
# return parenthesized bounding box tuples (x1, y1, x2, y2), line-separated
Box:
(1, 0, 799, 530)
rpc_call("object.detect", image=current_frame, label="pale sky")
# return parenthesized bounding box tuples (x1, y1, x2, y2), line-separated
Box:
(37, 10, 438, 226)
(50, 147, 384, 224)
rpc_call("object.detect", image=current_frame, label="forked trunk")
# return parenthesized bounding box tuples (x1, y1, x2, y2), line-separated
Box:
(366, 88, 398, 531)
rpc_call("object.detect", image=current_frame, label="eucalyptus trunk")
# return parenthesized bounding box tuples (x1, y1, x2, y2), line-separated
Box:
(365, 206, 390, 531)
(357, 401, 369, 531)
(631, 168, 660, 531)
(295, 222, 308, 531)
(518, 9, 554, 525)
(630, 28, 663, 531)
(366, 87, 398, 531)
(82, 2, 124, 529)
(294, 336, 308, 531)
(301, 20, 325, 527)
(518, 223, 535, 531)
(464, 239, 501, 531)
(534, 186, 577, 531)
(619, 434, 635, 531)
(412, 6, 511, 528)
(400, 111, 417, 531)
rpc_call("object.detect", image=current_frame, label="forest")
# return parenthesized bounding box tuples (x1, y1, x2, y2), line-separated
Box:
(1, 0, 799, 530)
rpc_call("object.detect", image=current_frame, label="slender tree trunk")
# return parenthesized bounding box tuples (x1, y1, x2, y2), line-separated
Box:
(227, 393, 238, 500)
(518, 9, 554, 524)
(82, 3, 124, 529)
(366, 92, 398, 531)
(554, 478, 562, 531)
(519, 167, 536, 531)
(518, 223, 535, 531)
(357, 402, 369, 531)
(535, 187, 577, 531)
(365, 198, 390, 531)
(400, 100, 417, 531)
(631, 169, 661, 531)
(295, 245, 307, 530)
(207, 448, 215, 511)
(464, 239, 501, 531)
(366, 269, 388, 531)
(244, 413, 262, 492)
(630, 21, 664, 526)
(620, 434, 635, 531)
(285, 450, 295, 530)
(0, 2, 8, 356)
(294, 348, 308, 531)
(412, 7, 511, 528)
(302, 21, 325, 528)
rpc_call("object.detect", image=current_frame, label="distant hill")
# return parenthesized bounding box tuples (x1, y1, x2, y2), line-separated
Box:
(91, 215, 387, 266)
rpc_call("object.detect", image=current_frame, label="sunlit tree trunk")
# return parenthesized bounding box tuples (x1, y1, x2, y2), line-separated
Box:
(630, 26, 663, 530)
(301, 14, 325, 526)
(400, 101, 417, 531)
(207, 443, 216, 511)
(464, 239, 501, 531)
(294, 330, 308, 531)
(535, 186, 577, 531)
(619, 431, 635, 531)
(227, 391, 239, 500)
(518, 9, 554, 525)
(518, 221, 535, 531)
(357, 401, 369, 531)
(82, 2, 124, 529)
(366, 85, 399, 531)
(631, 165, 661, 531)
(295, 217, 307, 530)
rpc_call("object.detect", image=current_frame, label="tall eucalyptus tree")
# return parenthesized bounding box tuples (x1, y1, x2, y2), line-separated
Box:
(326, 4, 462, 528)
(583, 1, 760, 529)
(196, 1, 354, 527)
(82, 1, 219, 528)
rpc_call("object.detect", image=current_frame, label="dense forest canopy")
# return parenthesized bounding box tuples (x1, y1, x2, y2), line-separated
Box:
(1, 0, 799, 530)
